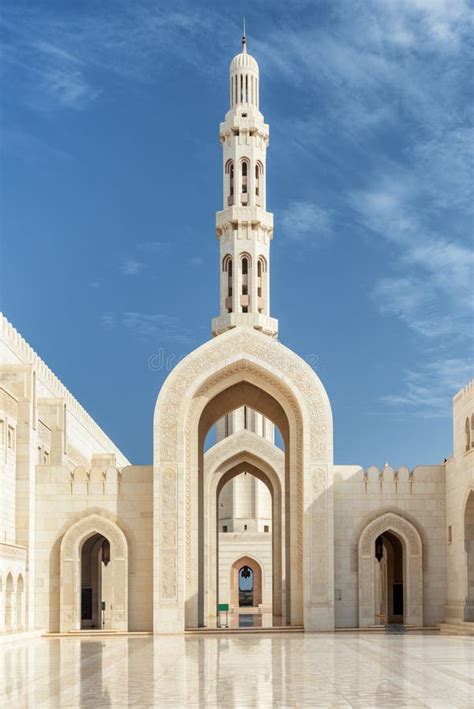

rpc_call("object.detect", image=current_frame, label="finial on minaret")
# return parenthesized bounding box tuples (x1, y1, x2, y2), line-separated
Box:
(242, 17, 247, 52)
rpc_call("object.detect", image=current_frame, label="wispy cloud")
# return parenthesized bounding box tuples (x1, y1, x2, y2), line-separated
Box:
(381, 359, 474, 417)
(137, 241, 169, 253)
(120, 258, 144, 276)
(279, 201, 332, 245)
(1, 4, 228, 112)
(101, 311, 193, 345)
(351, 170, 474, 341)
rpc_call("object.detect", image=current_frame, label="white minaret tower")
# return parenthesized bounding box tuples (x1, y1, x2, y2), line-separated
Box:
(211, 32, 278, 338)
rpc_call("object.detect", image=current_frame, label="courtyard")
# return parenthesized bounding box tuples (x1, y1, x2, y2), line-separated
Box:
(1, 632, 473, 708)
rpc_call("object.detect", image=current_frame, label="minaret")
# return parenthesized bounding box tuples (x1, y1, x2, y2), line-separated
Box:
(211, 32, 278, 338)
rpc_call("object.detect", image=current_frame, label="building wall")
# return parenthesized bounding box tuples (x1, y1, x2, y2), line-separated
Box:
(217, 532, 272, 610)
(445, 381, 474, 622)
(34, 463, 153, 633)
(333, 464, 447, 627)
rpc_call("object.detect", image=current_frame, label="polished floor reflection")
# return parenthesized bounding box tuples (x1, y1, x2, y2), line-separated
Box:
(1, 632, 473, 707)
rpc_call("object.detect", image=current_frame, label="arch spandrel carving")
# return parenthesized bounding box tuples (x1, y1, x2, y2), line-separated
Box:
(154, 327, 333, 464)
(359, 512, 422, 558)
(153, 326, 334, 633)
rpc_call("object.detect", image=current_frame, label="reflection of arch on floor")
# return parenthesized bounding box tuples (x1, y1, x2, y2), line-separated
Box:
(465, 489, 474, 621)
(358, 512, 423, 627)
(230, 555, 263, 610)
(59, 512, 128, 632)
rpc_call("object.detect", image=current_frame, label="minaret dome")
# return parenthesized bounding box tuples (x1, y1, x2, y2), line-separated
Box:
(229, 34, 259, 109)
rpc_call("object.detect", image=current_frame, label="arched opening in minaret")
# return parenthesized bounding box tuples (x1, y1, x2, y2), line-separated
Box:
(225, 159, 234, 206)
(255, 161, 263, 207)
(241, 159, 249, 205)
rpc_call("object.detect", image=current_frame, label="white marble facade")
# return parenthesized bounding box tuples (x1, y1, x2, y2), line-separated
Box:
(1, 35, 473, 637)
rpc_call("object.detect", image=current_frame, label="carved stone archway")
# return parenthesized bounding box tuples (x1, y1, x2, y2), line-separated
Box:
(358, 512, 423, 627)
(204, 432, 283, 624)
(154, 327, 333, 633)
(230, 555, 263, 609)
(60, 513, 128, 632)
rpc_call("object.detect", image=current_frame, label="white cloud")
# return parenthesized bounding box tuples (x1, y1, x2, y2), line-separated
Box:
(279, 201, 332, 245)
(381, 358, 474, 416)
(102, 311, 193, 345)
(120, 258, 143, 276)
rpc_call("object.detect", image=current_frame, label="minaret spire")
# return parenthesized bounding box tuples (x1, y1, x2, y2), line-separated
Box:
(211, 37, 278, 338)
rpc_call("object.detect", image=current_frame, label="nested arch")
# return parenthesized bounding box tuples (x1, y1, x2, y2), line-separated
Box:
(358, 512, 423, 627)
(153, 327, 333, 633)
(231, 554, 264, 608)
(60, 512, 128, 632)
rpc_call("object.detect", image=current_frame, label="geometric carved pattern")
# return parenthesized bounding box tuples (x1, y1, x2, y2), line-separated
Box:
(154, 326, 333, 632)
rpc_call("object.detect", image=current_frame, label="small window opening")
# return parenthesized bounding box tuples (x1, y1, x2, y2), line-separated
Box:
(223, 525, 228, 533)
(244, 524, 247, 531)
(448, 525, 452, 544)
(264, 525, 269, 533)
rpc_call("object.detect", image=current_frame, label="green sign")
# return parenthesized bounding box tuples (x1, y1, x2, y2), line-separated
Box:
(218, 603, 229, 612)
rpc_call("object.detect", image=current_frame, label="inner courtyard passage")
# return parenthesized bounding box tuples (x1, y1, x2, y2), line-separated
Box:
(1, 633, 473, 708)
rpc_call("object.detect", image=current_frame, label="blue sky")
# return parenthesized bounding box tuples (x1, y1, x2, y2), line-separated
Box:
(1, 0, 473, 467)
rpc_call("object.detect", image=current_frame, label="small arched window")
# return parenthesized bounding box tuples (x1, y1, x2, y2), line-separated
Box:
(223, 255, 233, 313)
(465, 417, 471, 452)
(242, 257, 248, 275)
(225, 160, 234, 206)
(241, 160, 248, 195)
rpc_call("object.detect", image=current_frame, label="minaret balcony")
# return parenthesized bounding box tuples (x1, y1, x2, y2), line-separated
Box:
(216, 206, 273, 232)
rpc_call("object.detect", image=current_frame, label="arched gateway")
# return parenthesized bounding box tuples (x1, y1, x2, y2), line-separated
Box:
(153, 327, 333, 632)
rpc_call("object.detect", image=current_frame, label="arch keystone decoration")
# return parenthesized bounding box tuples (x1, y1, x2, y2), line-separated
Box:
(59, 513, 128, 632)
(358, 512, 423, 627)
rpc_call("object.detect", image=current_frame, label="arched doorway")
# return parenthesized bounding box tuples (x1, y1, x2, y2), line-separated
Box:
(465, 491, 474, 621)
(230, 556, 263, 609)
(374, 532, 404, 624)
(358, 512, 423, 627)
(213, 460, 277, 624)
(80, 534, 112, 629)
(154, 329, 334, 633)
(60, 513, 128, 632)
(16, 574, 24, 631)
(5, 573, 14, 632)
(204, 428, 283, 626)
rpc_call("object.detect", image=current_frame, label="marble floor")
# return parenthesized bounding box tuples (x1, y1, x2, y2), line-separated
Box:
(1, 632, 473, 708)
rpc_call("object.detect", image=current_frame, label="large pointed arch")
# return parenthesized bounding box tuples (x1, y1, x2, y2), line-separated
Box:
(153, 326, 333, 632)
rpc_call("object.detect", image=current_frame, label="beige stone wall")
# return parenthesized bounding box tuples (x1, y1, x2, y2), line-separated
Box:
(445, 381, 474, 622)
(217, 532, 272, 610)
(333, 464, 446, 627)
(34, 464, 153, 632)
